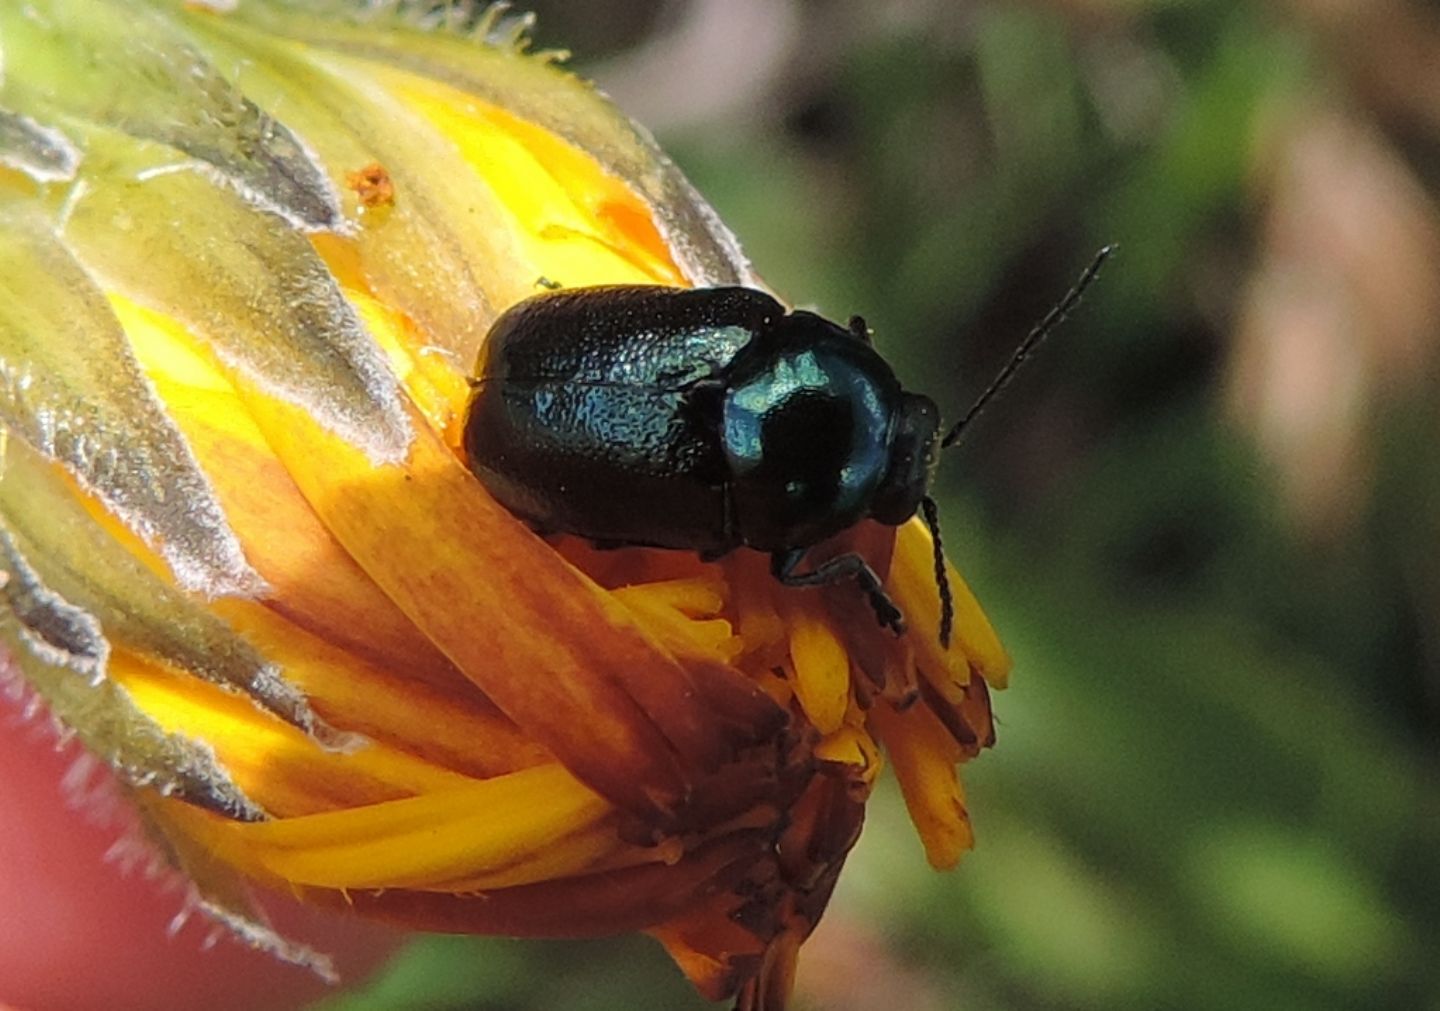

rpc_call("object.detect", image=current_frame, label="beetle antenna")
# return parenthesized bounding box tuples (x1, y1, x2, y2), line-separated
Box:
(920, 495, 954, 648)
(940, 245, 1115, 449)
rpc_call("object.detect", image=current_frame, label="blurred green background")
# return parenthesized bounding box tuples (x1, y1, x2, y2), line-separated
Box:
(324, 1, 1440, 1008)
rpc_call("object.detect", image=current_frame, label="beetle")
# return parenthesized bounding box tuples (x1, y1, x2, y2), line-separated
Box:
(463, 249, 1112, 646)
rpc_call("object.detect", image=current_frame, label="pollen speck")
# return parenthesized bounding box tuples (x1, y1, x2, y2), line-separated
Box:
(346, 163, 396, 210)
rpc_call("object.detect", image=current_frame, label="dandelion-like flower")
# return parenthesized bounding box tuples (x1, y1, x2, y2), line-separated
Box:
(0, 2, 1008, 1006)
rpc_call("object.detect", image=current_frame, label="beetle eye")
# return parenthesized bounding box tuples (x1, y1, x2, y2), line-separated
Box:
(872, 393, 941, 525)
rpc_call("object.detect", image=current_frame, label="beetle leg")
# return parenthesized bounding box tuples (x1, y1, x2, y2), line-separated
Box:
(770, 548, 905, 636)
(720, 482, 738, 546)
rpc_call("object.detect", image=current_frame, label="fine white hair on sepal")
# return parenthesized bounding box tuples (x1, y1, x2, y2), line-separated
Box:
(0, 110, 82, 183)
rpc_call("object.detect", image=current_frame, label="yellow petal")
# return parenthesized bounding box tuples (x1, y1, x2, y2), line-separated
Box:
(163, 764, 621, 891)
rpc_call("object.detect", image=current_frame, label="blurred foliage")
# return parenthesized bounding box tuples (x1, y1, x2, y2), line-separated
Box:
(323, 0, 1440, 1007)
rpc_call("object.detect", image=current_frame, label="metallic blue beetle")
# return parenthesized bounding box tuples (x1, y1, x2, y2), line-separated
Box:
(464, 252, 1110, 645)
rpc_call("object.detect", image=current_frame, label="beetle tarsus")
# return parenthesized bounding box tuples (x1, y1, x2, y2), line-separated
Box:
(771, 548, 906, 636)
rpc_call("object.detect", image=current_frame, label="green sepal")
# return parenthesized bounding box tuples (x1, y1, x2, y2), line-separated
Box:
(0, 201, 263, 597)
(0, 0, 343, 230)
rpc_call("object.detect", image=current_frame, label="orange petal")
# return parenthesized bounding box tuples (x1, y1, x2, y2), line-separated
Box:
(241, 384, 775, 824)
(209, 600, 550, 779)
(320, 832, 775, 938)
(115, 294, 473, 696)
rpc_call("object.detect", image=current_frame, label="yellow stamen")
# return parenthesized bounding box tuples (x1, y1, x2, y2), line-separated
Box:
(869, 698, 975, 869)
(891, 520, 1012, 691)
(787, 603, 852, 736)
